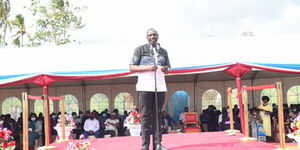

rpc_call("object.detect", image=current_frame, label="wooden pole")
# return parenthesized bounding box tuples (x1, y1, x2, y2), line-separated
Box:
(239, 87, 256, 142)
(242, 88, 250, 137)
(227, 88, 234, 130)
(60, 97, 66, 140)
(43, 86, 50, 146)
(236, 77, 245, 135)
(22, 92, 29, 150)
(276, 82, 285, 149)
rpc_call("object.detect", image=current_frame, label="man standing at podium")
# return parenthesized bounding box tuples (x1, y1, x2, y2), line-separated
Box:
(129, 28, 171, 150)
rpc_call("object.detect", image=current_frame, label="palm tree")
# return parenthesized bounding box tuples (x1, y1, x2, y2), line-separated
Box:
(11, 14, 26, 47)
(0, 0, 11, 47)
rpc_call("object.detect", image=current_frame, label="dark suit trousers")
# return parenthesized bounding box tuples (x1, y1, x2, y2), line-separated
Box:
(139, 91, 165, 148)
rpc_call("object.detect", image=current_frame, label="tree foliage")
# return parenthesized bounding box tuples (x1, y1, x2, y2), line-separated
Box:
(11, 14, 26, 47)
(0, 0, 11, 47)
(27, 0, 86, 47)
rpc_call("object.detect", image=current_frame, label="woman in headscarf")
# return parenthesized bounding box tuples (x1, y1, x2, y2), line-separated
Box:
(258, 96, 273, 141)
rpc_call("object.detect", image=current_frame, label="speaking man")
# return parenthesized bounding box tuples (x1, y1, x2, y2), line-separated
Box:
(130, 28, 171, 150)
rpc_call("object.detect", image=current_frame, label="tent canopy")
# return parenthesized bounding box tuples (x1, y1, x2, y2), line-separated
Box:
(1, 35, 300, 87)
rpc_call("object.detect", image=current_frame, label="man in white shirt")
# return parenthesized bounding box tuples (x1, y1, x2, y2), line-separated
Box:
(104, 112, 120, 137)
(83, 113, 100, 138)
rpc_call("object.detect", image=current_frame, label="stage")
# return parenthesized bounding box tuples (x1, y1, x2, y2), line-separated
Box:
(48, 132, 288, 150)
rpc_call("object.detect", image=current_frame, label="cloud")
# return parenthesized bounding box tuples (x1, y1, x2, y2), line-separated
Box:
(8, 0, 300, 45)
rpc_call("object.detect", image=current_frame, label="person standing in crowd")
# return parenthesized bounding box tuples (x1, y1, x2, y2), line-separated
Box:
(129, 28, 171, 150)
(249, 108, 266, 141)
(258, 96, 273, 141)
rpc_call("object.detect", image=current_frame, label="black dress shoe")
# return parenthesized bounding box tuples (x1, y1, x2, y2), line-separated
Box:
(141, 146, 149, 150)
(155, 144, 169, 150)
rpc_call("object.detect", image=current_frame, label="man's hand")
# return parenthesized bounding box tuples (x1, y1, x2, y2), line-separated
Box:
(161, 66, 169, 74)
(147, 65, 158, 71)
(89, 130, 94, 135)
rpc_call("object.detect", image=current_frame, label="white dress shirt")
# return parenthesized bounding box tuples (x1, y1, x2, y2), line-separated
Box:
(136, 66, 167, 92)
(84, 118, 100, 132)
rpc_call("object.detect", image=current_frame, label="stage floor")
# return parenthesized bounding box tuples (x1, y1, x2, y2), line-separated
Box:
(50, 132, 283, 150)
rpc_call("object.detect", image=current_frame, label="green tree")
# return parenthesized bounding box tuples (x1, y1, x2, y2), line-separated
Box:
(11, 14, 26, 47)
(0, 0, 11, 47)
(28, 0, 86, 47)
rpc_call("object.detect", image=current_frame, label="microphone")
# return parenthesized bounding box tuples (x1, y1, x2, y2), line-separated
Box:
(149, 44, 158, 65)
(156, 43, 160, 52)
(149, 43, 160, 55)
(153, 44, 158, 65)
(149, 44, 154, 56)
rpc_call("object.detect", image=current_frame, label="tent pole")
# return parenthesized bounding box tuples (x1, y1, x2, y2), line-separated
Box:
(43, 86, 51, 146)
(236, 77, 245, 135)
(22, 92, 29, 150)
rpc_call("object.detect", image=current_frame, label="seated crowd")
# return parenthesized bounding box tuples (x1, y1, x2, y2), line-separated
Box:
(2, 96, 300, 150)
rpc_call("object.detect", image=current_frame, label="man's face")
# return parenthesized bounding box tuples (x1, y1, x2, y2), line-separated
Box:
(184, 108, 188, 112)
(252, 112, 257, 119)
(111, 113, 116, 119)
(147, 29, 159, 45)
(90, 114, 95, 120)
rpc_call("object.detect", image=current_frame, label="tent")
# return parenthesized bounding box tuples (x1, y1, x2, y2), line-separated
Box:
(1, 35, 300, 87)
(1, 35, 300, 135)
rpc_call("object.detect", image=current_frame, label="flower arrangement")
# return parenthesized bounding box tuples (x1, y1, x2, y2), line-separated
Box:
(291, 115, 300, 136)
(126, 106, 142, 125)
(67, 141, 92, 150)
(288, 115, 300, 148)
(55, 114, 76, 141)
(0, 128, 15, 150)
(56, 114, 76, 128)
(67, 135, 93, 150)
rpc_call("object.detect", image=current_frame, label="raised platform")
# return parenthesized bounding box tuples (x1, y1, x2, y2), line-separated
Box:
(49, 132, 284, 150)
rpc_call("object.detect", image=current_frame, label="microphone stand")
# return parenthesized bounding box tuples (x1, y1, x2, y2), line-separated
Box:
(152, 48, 160, 150)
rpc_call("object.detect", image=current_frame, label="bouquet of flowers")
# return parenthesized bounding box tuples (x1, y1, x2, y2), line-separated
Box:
(56, 114, 76, 128)
(0, 128, 16, 150)
(291, 115, 300, 136)
(67, 141, 92, 150)
(55, 114, 76, 141)
(126, 106, 142, 125)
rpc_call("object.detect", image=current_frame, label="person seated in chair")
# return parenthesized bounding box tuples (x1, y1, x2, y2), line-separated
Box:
(162, 111, 177, 134)
(179, 107, 189, 125)
(0, 118, 6, 130)
(104, 112, 120, 137)
(72, 112, 83, 139)
(28, 113, 42, 150)
(83, 113, 100, 139)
